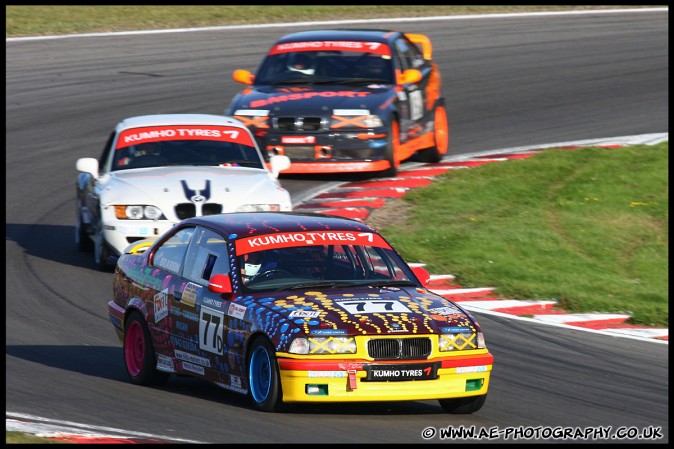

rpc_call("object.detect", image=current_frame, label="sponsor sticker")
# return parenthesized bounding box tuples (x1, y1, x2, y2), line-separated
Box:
(154, 288, 169, 323)
(270, 41, 390, 56)
(456, 365, 487, 374)
(308, 371, 347, 378)
(228, 302, 247, 320)
(116, 125, 254, 149)
(235, 231, 389, 255)
(175, 349, 211, 368)
(281, 136, 316, 145)
(289, 310, 321, 318)
(365, 362, 439, 381)
(181, 282, 201, 307)
(156, 354, 175, 372)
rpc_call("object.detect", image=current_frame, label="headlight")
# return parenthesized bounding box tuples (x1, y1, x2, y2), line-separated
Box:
(331, 113, 384, 129)
(114, 205, 164, 220)
(233, 109, 269, 129)
(236, 204, 281, 212)
(289, 337, 357, 355)
(438, 332, 481, 351)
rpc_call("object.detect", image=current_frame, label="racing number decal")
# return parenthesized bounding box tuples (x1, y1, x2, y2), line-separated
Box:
(337, 299, 413, 314)
(409, 90, 423, 121)
(199, 307, 225, 355)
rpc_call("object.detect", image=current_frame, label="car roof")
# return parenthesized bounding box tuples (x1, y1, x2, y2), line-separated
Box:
(275, 29, 402, 45)
(115, 114, 246, 132)
(183, 212, 376, 238)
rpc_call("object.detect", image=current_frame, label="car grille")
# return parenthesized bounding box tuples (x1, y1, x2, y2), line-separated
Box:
(175, 203, 223, 220)
(282, 146, 316, 159)
(274, 116, 327, 132)
(367, 337, 432, 360)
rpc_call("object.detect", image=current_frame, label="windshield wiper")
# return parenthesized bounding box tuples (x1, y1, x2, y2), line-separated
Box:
(331, 78, 391, 85)
(285, 280, 361, 291)
(365, 280, 417, 287)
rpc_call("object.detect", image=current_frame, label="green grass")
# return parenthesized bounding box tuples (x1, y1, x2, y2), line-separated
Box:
(379, 143, 668, 327)
(6, 431, 70, 444)
(5, 5, 661, 37)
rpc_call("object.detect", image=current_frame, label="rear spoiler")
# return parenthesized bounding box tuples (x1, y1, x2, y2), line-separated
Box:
(405, 33, 433, 60)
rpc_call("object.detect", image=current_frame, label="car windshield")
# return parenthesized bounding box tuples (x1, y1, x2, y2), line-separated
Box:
(254, 48, 394, 85)
(238, 243, 418, 292)
(111, 124, 264, 171)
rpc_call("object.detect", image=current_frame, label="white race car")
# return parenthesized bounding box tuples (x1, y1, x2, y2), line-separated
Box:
(75, 114, 292, 270)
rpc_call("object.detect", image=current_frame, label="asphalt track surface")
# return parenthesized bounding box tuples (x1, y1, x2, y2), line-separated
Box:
(6, 10, 669, 444)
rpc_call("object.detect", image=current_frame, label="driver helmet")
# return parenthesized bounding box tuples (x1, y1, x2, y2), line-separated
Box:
(287, 52, 317, 75)
(243, 252, 263, 281)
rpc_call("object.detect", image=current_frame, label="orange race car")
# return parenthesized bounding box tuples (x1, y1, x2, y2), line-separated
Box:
(226, 29, 449, 177)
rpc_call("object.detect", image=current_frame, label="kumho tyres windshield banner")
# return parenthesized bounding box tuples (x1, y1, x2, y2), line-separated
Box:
(235, 231, 390, 255)
(116, 125, 255, 149)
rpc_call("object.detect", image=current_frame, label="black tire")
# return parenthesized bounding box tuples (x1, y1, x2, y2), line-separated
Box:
(247, 337, 284, 412)
(379, 120, 399, 178)
(76, 213, 94, 252)
(94, 231, 115, 272)
(123, 312, 170, 386)
(438, 394, 487, 414)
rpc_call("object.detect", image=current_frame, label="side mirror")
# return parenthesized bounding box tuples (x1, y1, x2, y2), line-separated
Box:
(208, 273, 233, 294)
(397, 69, 423, 85)
(76, 157, 99, 177)
(269, 154, 291, 177)
(232, 69, 255, 85)
(411, 266, 431, 286)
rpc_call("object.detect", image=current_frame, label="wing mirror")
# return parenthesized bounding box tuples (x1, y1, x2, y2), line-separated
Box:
(411, 266, 431, 286)
(397, 69, 423, 85)
(233, 69, 255, 85)
(269, 154, 291, 177)
(208, 274, 233, 294)
(76, 157, 99, 177)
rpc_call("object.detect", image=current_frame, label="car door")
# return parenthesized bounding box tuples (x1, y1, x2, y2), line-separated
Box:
(392, 36, 432, 143)
(155, 225, 244, 388)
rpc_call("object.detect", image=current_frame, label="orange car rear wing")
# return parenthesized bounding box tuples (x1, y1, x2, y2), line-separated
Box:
(405, 33, 433, 60)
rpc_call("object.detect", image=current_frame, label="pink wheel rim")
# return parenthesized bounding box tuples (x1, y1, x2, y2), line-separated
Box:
(124, 321, 144, 377)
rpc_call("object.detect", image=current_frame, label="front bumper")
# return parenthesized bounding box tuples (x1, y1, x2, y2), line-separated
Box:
(103, 220, 173, 256)
(277, 352, 493, 403)
(260, 130, 392, 174)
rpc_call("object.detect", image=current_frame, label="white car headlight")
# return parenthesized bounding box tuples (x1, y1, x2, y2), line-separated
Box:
(114, 205, 164, 220)
(289, 337, 357, 355)
(236, 204, 281, 212)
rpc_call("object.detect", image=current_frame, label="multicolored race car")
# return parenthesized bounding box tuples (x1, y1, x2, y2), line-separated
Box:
(75, 114, 292, 270)
(226, 29, 449, 177)
(108, 212, 493, 413)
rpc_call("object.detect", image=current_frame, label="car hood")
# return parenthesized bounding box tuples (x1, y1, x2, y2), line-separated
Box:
(99, 166, 290, 221)
(230, 84, 394, 115)
(247, 285, 481, 336)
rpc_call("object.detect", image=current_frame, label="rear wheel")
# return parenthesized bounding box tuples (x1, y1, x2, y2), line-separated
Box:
(379, 120, 400, 178)
(123, 312, 170, 386)
(248, 337, 283, 412)
(415, 105, 449, 163)
(438, 394, 487, 414)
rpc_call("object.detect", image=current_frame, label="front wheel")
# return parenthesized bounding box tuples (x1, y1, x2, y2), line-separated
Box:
(248, 337, 283, 412)
(438, 394, 487, 414)
(123, 312, 170, 386)
(75, 212, 93, 252)
(415, 105, 449, 163)
(379, 120, 400, 178)
(94, 229, 114, 271)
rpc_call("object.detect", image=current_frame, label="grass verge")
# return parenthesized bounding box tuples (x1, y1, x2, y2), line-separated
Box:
(374, 143, 668, 327)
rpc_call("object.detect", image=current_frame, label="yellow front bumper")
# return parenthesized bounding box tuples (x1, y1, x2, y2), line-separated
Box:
(278, 352, 493, 403)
